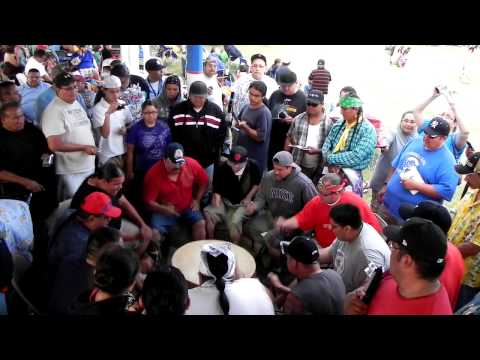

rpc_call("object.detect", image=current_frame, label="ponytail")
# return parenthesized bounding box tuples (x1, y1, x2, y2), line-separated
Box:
(206, 253, 230, 315)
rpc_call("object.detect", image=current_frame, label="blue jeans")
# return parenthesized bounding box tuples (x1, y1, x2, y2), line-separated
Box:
(151, 208, 204, 235)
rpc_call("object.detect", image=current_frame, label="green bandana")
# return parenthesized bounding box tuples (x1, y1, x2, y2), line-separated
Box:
(340, 96, 362, 108)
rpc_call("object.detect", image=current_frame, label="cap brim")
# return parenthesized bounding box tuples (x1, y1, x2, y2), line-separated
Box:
(104, 206, 122, 218)
(383, 225, 402, 243)
(423, 126, 440, 136)
(398, 203, 416, 221)
(455, 164, 474, 175)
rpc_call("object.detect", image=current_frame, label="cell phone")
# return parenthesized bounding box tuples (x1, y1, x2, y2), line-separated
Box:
(467, 141, 474, 151)
(362, 267, 383, 305)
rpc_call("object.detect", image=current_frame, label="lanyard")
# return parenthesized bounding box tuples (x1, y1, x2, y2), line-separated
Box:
(147, 78, 162, 98)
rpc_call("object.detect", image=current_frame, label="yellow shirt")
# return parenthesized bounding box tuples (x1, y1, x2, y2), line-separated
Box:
(449, 189, 480, 288)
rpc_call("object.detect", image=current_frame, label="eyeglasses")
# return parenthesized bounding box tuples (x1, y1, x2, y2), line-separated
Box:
(307, 102, 319, 107)
(143, 111, 158, 115)
(402, 118, 416, 124)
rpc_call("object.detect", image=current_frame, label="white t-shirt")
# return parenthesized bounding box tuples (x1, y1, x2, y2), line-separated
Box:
(92, 98, 133, 165)
(330, 222, 391, 292)
(197, 74, 223, 110)
(41, 97, 96, 175)
(25, 57, 47, 77)
(302, 122, 322, 168)
(186, 278, 275, 315)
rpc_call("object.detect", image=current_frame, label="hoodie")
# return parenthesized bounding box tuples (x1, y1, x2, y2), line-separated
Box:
(254, 166, 318, 218)
(153, 78, 183, 121)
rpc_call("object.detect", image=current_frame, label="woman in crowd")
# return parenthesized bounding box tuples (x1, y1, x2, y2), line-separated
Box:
(153, 75, 183, 121)
(369, 111, 418, 212)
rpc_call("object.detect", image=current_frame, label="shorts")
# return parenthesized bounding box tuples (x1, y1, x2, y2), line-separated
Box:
(151, 208, 204, 235)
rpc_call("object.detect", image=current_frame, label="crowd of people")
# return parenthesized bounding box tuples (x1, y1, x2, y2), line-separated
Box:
(0, 44, 479, 316)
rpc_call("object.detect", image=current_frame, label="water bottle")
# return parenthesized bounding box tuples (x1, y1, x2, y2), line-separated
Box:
(139, 46, 144, 71)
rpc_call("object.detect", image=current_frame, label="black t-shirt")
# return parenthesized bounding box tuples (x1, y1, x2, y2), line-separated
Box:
(268, 90, 307, 167)
(0, 122, 50, 196)
(70, 175, 122, 229)
(212, 159, 262, 205)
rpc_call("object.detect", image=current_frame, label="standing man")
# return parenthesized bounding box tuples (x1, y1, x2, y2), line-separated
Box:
(379, 117, 459, 223)
(285, 89, 329, 182)
(308, 59, 332, 97)
(268, 70, 307, 170)
(231, 53, 278, 118)
(169, 81, 227, 183)
(195, 56, 223, 110)
(449, 152, 480, 309)
(144, 58, 166, 100)
(18, 68, 51, 127)
(41, 73, 96, 200)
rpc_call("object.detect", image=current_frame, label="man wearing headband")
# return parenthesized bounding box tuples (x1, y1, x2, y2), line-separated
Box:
(321, 94, 377, 196)
(449, 152, 480, 309)
(143, 142, 209, 243)
(276, 173, 382, 248)
(186, 243, 274, 315)
(379, 117, 459, 223)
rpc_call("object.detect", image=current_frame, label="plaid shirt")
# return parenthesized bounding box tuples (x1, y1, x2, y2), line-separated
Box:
(287, 112, 329, 165)
(322, 118, 377, 171)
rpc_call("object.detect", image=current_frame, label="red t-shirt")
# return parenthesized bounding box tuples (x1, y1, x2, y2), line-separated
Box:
(295, 191, 382, 248)
(368, 274, 453, 315)
(440, 243, 465, 310)
(143, 157, 208, 213)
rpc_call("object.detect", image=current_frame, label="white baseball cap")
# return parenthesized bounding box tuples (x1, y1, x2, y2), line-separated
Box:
(102, 58, 115, 68)
(102, 75, 121, 89)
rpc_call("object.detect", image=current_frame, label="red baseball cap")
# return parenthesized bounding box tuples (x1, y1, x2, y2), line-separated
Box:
(80, 192, 122, 218)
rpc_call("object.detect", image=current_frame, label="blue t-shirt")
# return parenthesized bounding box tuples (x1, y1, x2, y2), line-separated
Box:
(384, 137, 459, 220)
(419, 119, 466, 162)
(126, 120, 172, 173)
(19, 82, 51, 127)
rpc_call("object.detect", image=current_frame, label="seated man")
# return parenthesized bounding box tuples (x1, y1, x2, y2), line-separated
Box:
(276, 173, 382, 248)
(48, 227, 122, 315)
(143, 142, 208, 246)
(70, 162, 157, 255)
(345, 217, 452, 315)
(140, 265, 190, 315)
(316, 204, 391, 292)
(243, 151, 317, 257)
(379, 117, 460, 224)
(48, 192, 122, 313)
(204, 146, 262, 243)
(267, 236, 345, 315)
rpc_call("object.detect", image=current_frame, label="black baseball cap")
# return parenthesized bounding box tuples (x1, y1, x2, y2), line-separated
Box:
(189, 81, 208, 97)
(384, 217, 447, 265)
(398, 201, 452, 234)
(278, 70, 297, 86)
(53, 72, 74, 88)
(145, 58, 165, 71)
(307, 89, 324, 105)
(229, 146, 248, 164)
(317, 59, 325, 66)
(281, 236, 319, 264)
(165, 142, 186, 166)
(424, 117, 450, 137)
(455, 152, 480, 175)
(110, 64, 130, 78)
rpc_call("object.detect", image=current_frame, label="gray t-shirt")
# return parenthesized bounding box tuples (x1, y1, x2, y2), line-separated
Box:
(236, 105, 272, 173)
(292, 269, 346, 315)
(330, 222, 391, 292)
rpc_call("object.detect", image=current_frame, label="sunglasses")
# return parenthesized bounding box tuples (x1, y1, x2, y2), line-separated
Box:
(307, 102, 319, 107)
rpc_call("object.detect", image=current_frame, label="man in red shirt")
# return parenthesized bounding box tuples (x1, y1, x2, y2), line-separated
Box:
(398, 200, 464, 310)
(143, 142, 208, 241)
(276, 173, 382, 248)
(345, 217, 452, 315)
